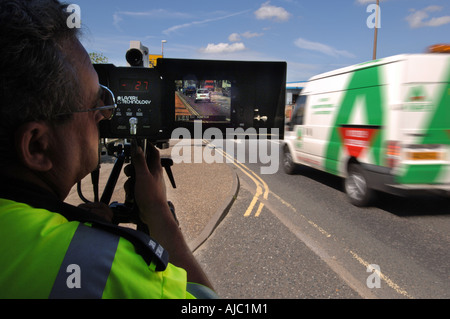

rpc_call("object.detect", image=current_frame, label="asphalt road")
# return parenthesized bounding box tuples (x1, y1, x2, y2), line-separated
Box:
(194, 139, 450, 299)
(182, 92, 230, 119)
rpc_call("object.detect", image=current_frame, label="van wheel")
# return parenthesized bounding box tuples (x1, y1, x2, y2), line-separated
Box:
(283, 146, 297, 174)
(345, 163, 374, 207)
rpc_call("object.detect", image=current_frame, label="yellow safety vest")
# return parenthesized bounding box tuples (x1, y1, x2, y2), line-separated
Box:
(0, 180, 217, 299)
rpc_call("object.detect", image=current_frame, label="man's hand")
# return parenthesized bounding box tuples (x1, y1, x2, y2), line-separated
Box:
(124, 142, 174, 229)
(123, 142, 214, 290)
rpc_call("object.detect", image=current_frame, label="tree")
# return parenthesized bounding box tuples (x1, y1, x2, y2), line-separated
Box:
(89, 52, 109, 64)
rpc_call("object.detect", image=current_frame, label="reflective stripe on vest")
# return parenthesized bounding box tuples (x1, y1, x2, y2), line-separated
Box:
(49, 223, 120, 299)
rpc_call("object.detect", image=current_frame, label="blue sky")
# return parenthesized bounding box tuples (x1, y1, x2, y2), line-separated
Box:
(76, 0, 450, 82)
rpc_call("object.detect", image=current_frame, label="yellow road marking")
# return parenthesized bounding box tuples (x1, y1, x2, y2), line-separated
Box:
(349, 250, 413, 299)
(270, 190, 412, 298)
(203, 139, 268, 217)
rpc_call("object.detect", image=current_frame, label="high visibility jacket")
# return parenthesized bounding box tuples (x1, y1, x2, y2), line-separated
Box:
(0, 179, 217, 299)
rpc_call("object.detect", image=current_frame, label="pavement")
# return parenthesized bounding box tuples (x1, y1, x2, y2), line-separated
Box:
(65, 139, 239, 251)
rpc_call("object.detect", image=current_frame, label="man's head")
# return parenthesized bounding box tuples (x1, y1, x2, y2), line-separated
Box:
(0, 0, 81, 135)
(0, 0, 107, 199)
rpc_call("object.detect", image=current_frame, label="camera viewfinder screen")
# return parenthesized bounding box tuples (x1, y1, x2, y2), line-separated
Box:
(174, 80, 231, 123)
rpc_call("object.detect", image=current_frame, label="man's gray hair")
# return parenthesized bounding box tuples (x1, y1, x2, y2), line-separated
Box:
(0, 0, 82, 142)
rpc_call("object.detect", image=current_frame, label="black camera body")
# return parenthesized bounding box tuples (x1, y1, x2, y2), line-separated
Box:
(95, 64, 167, 141)
(94, 57, 287, 144)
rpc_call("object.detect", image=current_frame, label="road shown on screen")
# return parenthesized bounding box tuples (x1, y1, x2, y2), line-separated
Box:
(175, 90, 230, 122)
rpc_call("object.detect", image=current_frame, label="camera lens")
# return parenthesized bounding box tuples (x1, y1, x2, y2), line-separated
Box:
(126, 48, 143, 66)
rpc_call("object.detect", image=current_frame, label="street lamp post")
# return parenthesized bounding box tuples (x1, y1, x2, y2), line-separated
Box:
(372, 0, 380, 60)
(161, 40, 167, 57)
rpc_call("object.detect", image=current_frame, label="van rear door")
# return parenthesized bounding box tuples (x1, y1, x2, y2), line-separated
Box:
(397, 55, 450, 185)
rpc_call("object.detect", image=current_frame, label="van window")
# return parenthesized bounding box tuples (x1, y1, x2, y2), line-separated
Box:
(289, 95, 307, 130)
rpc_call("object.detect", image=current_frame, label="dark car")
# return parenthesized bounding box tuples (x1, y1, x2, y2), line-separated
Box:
(184, 86, 196, 96)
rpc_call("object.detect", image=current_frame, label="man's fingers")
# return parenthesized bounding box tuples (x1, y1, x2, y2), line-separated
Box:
(130, 142, 149, 173)
(145, 143, 162, 173)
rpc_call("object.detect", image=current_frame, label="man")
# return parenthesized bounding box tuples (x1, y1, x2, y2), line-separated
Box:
(0, 0, 216, 298)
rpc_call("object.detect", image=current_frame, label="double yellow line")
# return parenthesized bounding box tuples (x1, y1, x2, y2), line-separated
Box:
(202, 139, 269, 217)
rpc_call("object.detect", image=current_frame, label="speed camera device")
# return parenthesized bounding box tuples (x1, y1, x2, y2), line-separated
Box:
(94, 42, 287, 144)
(126, 40, 149, 67)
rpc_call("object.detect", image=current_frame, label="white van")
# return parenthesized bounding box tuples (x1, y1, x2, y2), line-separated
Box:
(283, 52, 450, 206)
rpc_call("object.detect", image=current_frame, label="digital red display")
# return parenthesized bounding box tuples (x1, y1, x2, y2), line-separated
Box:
(119, 78, 150, 92)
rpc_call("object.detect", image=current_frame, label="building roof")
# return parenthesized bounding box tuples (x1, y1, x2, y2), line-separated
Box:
(286, 81, 306, 90)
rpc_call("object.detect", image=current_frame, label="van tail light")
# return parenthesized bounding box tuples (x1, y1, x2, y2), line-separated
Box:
(386, 141, 401, 169)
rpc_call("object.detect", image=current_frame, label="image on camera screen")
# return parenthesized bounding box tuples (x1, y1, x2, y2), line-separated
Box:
(174, 79, 231, 123)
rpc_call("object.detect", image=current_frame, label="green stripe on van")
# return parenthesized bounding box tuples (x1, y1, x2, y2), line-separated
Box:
(325, 66, 384, 174)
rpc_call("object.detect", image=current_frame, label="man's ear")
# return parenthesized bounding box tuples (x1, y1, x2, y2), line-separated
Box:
(15, 122, 53, 172)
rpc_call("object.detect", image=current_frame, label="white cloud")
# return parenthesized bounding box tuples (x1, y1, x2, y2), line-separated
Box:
(200, 42, 246, 54)
(294, 38, 355, 58)
(228, 31, 264, 42)
(241, 31, 264, 39)
(228, 33, 241, 42)
(163, 9, 251, 35)
(113, 9, 191, 29)
(254, 1, 291, 22)
(406, 6, 450, 28)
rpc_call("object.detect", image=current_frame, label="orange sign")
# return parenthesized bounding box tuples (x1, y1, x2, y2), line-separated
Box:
(149, 54, 162, 68)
